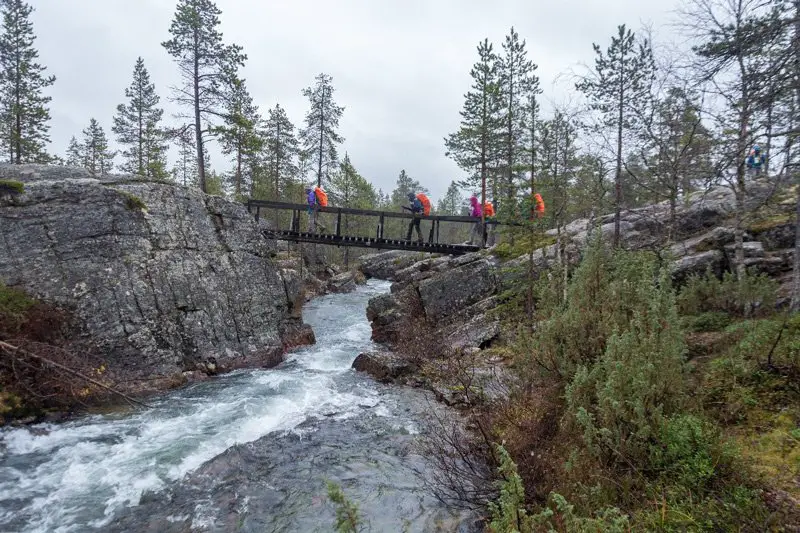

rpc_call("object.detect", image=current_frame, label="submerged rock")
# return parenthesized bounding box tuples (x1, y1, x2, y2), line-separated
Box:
(0, 164, 313, 391)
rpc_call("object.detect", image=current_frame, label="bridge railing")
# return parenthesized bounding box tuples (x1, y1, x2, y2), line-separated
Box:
(245, 199, 500, 245)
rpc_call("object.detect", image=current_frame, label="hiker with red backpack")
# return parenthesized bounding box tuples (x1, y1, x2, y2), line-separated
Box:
(305, 185, 328, 232)
(403, 191, 432, 243)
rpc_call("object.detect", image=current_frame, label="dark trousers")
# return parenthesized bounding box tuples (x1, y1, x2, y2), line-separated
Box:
(406, 217, 422, 241)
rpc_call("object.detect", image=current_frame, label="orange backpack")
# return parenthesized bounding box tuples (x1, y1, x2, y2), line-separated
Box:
(416, 193, 431, 216)
(314, 187, 328, 207)
(533, 193, 545, 214)
(483, 202, 495, 217)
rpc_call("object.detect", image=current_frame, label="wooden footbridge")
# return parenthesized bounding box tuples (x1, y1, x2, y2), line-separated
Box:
(246, 200, 500, 255)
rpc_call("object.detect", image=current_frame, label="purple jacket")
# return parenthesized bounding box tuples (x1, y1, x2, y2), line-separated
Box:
(469, 196, 482, 217)
(307, 189, 316, 206)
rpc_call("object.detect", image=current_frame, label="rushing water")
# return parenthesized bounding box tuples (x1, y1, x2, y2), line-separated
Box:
(0, 280, 477, 533)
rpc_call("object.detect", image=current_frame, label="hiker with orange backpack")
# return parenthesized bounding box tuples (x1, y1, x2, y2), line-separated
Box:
(305, 185, 329, 232)
(483, 199, 496, 246)
(403, 192, 428, 243)
(531, 192, 545, 219)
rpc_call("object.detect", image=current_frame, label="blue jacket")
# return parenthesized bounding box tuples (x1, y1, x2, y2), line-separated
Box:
(409, 198, 423, 214)
(746, 154, 766, 168)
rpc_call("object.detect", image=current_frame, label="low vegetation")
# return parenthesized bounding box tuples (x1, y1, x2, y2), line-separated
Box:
(0, 179, 24, 195)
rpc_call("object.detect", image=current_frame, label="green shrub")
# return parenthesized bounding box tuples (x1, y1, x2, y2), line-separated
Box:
(0, 179, 24, 195)
(650, 414, 736, 493)
(0, 281, 35, 335)
(121, 191, 146, 211)
(681, 311, 732, 333)
(677, 270, 777, 317)
(566, 265, 687, 470)
(488, 445, 630, 533)
(326, 481, 364, 533)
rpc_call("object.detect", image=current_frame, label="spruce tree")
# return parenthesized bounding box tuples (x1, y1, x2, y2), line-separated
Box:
(299, 73, 344, 188)
(328, 153, 376, 266)
(264, 103, 299, 198)
(171, 126, 199, 187)
(576, 25, 655, 247)
(112, 57, 168, 178)
(389, 169, 428, 206)
(497, 27, 537, 212)
(162, 0, 246, 193)
(0, 0, 55, 163)
(217, 78, 262, 198)
(436, 181, 465, 215)
(81, 118, 114, 175)
(444, 38, 502, 211)
(64, 136, 82, 167)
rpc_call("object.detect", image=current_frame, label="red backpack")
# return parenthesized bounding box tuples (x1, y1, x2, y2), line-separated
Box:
(416, 193, 431, 216)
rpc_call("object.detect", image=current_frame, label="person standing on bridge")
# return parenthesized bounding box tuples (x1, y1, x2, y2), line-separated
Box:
(468, 194, 484, 246)
(403, 192, 425, 243)
(305, 185, 328, 232)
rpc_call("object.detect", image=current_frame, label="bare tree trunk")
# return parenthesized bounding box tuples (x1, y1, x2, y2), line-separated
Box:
(193, 31, 206, 193)
(792, 177, 800, 311)
(614, 75, 624, 248)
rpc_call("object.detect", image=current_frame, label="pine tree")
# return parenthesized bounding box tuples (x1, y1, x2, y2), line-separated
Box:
(217, 78, 262, 198)
(436, 180, 465, 215)
(112, 57, 168, 178)
(576, 25, 655, 247)
(64, 135, 82, 167)
(162, 0, 246, 193)
(171, 126, 198, 187)
(497, 27, 537, 212)
(328, 153, 376, 266)
(0, 0, 55, 163)
(299, 73, 344, 188)
(81, 118, 114, 175)
(444, 38, 502, 213)
(264, 103, 299, 198)
(389, 169, 428, 206)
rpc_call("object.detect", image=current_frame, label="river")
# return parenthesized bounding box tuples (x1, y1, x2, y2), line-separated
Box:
(0, 280, 478, 533)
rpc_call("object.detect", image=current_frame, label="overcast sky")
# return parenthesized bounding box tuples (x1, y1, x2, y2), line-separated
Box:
(32, 0, 683, 201)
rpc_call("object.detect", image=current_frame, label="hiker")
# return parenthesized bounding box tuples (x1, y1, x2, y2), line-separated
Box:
(468, 194, 484, 246)
(306, 185, 328, 232)
(403, 192, 425, 243)
(531, 192, 545, 219)
(483, 199, 496, 246)
(746, 145, 767, 175)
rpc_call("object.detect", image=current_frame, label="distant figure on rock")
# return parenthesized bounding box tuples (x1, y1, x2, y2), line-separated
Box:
(306, 185, 328, 232)
(468, 194, 484, 246)
(746, 145, 767, 175)
(531, 192, 546, 219)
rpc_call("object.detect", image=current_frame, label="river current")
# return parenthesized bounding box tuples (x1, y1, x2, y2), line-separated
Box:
(0, 280, 476, 532)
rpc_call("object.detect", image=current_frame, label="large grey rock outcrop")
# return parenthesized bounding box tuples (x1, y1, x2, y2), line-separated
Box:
(0, 165, 313, 385)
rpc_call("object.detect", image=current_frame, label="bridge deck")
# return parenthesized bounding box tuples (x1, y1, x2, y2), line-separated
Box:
(265, 229, 480, 255)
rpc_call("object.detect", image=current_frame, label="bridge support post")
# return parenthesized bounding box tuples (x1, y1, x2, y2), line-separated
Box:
(336, 209, 342, 237)
(378, 214, 384, 239)
(255, 206, 260, 222)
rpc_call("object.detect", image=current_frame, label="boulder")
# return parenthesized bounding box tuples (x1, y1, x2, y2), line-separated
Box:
(418, 259, 498, 322)
(359, 250, 429, 280)
(351, 351, 414, 383)
(672, 250, 725, 283)
(326, 271, 359, 293)
(444, 314, 501, 350)
(0, 164, 313, 385)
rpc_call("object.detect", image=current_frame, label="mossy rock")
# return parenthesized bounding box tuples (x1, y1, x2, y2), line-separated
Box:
(121, 191, 147, 211)
(0, 179, 24, 195)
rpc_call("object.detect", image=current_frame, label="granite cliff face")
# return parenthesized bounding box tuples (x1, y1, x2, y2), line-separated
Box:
(0, 165, 313, 387)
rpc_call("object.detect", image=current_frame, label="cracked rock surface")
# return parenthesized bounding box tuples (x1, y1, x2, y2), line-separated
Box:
(0, 165, 313, 384)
